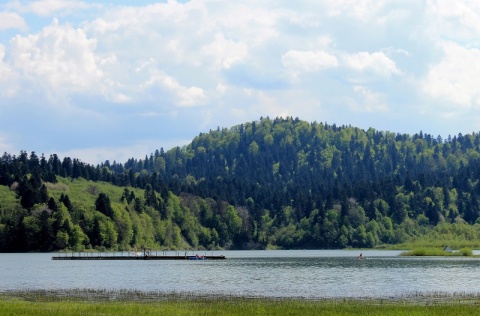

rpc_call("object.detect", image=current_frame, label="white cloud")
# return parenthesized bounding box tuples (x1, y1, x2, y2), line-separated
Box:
(142, 69, 206, 107)
(351, 85, 389, 112)
(3, 0, 480, 163)
(282, 50, 338, 79)
(216, 83, 227, 94)
(6, 0, 95, 17)
(0, 11, 26, 31)
(324, 0, 387, 21)
(425, 0, 480, 43)
(0, 44, 11, 75)
(179, 86, 206, 107)
(0, 44, 19, 97)
(201, 33, 248, 69)
(423, 42, 480, 108)
(344, 51, 401, 77)
(10, 18, 103, 97)
(212, 2, 281, 47)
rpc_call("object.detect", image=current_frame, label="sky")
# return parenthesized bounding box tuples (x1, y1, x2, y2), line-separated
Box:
(1, 0, 480, 165)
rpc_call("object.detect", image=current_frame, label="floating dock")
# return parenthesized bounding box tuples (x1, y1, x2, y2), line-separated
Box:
(52, 250, 226, 261)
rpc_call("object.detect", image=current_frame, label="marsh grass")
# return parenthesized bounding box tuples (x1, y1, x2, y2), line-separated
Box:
(401, 247, 474, 256)
(2, 289, 480, 316)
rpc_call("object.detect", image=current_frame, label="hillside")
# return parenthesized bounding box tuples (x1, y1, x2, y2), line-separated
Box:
(0, 177, 241, 252)
(2, 116, 480, 251)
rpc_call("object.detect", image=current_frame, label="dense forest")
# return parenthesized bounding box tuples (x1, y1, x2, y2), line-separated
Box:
(2, 116, 480, 252)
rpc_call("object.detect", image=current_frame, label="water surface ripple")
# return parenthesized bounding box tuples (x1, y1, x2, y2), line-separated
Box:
(1, 250, 479, 298)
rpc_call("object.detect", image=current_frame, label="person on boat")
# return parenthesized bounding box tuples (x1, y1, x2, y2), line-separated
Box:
(358, 253, 364, 259)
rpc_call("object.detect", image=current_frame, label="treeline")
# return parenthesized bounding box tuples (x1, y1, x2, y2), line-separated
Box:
(2, 116, 480, 251)
(0, 175, 243, 252)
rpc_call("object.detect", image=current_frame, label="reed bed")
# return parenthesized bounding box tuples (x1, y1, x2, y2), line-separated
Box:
(400, 247, 474, 256)
(3, 288, 480, 303)
(0, 288, 237, 302)
(1, 288, 480, 316)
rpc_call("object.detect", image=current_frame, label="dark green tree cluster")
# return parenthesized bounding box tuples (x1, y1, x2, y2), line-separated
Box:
(0, 178, 244, 252)
(2, 117, 480, 250)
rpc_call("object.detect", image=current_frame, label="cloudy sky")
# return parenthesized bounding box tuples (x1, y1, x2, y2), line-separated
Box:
(1, 0, 480, 165)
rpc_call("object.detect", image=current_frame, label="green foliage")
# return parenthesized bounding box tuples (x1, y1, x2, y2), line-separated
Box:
(458, 247, 473, 256)
(397, 222, 480, 249)
(401, 248, 449, 256)
(5, 118, 480, 251)
(0, 176, 241, 251)
(401, 247, 473, 256)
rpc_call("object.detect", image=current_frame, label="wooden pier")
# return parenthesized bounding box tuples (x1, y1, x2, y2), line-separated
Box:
(52, 250, 226, 261)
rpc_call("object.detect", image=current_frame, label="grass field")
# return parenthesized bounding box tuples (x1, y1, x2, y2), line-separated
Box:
(1, 290, 480, 316)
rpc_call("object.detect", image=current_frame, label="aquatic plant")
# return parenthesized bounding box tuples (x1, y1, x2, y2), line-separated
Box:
(2, 289, 480, 316)
(400, 247, 474, 256)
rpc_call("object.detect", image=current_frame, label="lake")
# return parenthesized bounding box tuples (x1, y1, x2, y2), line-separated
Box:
(1, 250, 480, 299)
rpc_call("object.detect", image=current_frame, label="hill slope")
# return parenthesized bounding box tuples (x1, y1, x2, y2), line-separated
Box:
(2, 116, 480, 251)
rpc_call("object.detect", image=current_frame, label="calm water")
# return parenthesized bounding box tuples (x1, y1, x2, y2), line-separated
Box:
(1, 250, 480, 298)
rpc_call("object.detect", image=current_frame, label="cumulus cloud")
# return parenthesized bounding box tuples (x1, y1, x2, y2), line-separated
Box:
(0, 12, 26, 31)
(282, 50, 339, 75)
(423, 42, 480, 107)
(3, 0, 480, 163)
(352, 85, 389, 112)
(201, 33, 248, 69)
(420, 1, 480, 109)
(142, 69, 206, 107)
(211, 2, 281, 47)
(10, 18, 103, 97)
(0, 44, 19, 97)
(344, 51, 401, 77)
(425, 0, 480, 42)
(324, 0, 387, 21)
(6, 0, 94, 17)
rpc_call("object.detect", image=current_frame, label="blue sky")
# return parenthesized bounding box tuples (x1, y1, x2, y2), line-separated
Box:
(1, 0, 480, 165)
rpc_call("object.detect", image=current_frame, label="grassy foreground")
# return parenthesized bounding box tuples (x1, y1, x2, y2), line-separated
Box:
(1, 293, 480, 316)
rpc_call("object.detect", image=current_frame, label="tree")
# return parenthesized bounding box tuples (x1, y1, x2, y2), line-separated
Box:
(144, 184, 158, 209)
(18, 176, 35, 209)
(60, 193, 73, 212)
(95, 193, 114, 218)
(48, 197, 58, 212)
(225, 205, 242, 242)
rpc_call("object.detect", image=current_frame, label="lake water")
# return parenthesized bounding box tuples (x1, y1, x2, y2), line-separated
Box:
(1, 250, 480, 299)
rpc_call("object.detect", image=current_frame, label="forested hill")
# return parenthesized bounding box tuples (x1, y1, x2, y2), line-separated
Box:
(2, 116, 480, 252)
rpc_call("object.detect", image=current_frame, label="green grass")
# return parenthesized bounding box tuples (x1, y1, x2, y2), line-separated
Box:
(391, 222, 480, 250)
(0, 184, 20, 209)
(2, 296, 480, 316)
(47, 177, 144, 212)
(392, 241, 480, 250)
(1, 290, 480, 316)
(401, 247, 474, 256)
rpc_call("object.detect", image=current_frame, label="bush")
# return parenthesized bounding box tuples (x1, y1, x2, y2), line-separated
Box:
(457, 248, 473, 256)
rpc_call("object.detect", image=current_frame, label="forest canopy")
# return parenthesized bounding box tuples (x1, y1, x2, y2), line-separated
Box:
(2, 117, 480, 252)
